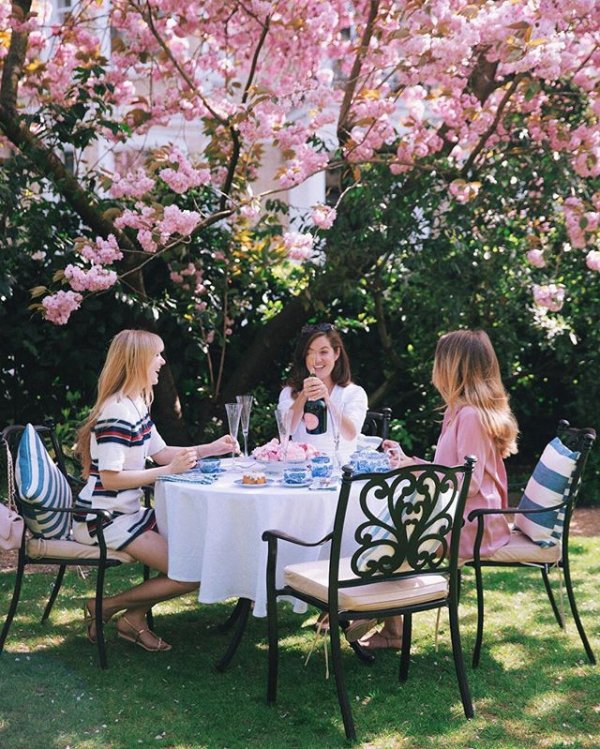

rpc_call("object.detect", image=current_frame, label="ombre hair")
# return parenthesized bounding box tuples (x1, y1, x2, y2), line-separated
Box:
(76, 329, 163, 476)
(432, 329, 518, 458)
(287, 325, 352, 396)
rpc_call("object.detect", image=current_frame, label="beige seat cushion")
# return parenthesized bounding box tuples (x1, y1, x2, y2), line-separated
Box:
(459, 529, 562, 567)
(27, 537, 135, 563)
(482, 528, 562, 564)
(283, 557, 448, 612)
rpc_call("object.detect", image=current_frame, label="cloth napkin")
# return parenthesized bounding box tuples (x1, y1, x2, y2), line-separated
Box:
(356, 434, 383, 451)
(157, 472, 217, 485)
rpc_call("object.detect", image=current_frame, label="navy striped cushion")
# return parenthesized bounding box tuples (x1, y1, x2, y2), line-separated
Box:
(514, 437, 579, 548)
(15, 424, 71, 539)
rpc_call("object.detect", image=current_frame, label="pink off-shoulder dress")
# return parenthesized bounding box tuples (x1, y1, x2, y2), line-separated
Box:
(416, 405, 511, 560)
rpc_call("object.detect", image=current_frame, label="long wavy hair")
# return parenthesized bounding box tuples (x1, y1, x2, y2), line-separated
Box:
(286, 326, 352, 396)
(432, 329, 518, 457)
(75, 329, 163, 476)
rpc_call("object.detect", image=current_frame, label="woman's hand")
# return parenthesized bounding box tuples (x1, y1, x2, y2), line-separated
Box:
(207, 434, 239, 456)
(382, 440, 413, 468)
(168, 447, 198, 474)
(302, 375, 328, 402)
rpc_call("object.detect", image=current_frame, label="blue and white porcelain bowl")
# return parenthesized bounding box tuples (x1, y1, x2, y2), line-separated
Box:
(197, 458, 222, 474)
(283, 466, 310, 485)
(310, 455, 332, 478)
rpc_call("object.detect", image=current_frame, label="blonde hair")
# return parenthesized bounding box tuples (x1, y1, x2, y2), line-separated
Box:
(76, 329, 163, 476)
(431, 329, 518, 458)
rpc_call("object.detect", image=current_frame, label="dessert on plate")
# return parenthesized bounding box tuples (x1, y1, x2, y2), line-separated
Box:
(242, 471, 267, 485)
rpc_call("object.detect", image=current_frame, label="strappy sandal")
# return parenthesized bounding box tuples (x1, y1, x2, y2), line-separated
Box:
(83, 601, 111, 644)
(358, 629, 403, 651)
(343, 618, 378, 643)
(116, 615, 172, 652)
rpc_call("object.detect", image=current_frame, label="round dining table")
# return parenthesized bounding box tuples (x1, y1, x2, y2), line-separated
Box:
(154, 460, 359, 618)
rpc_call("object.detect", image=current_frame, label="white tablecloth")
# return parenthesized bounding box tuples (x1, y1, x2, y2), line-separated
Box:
(154, 466, 356, 617)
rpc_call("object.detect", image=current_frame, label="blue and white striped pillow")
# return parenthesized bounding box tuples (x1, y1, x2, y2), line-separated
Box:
(514, 437, 579, 548)
(15, 424, 71, 539)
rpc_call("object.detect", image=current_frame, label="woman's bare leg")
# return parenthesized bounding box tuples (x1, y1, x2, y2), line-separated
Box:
(86, 531, 198, 648)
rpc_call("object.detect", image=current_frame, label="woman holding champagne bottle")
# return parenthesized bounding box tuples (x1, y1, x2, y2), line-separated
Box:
(278, 323, 368, 463)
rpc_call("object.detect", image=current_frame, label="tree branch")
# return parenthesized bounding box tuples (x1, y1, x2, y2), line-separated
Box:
(337, 0, 380, 144)
(461, 74, 524, 175)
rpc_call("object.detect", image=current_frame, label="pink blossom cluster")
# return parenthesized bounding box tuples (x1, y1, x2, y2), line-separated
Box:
(586, 251, 600, 271)
(533, 284, 566, 312)
(64, 265, 118, 292)
(169, 262, 206, 296)
(448, 179, 481, 204)
(311, 204, 336, 230)
(115, 205, 201, 252)
(110, 170, 156, 199)
(526, 249, 546, 268)
(252, 438, 319, 462)
(283, 231, 314, 261)
(159, 149, 211, 194)
(41, 290, 83, 325)
(562, 197, 600, 249)
(78, 235, 124, 264)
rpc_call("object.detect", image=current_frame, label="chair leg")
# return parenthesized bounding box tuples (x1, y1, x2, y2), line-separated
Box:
(329, 619, 356, 741)
(0, 557, 25, 653)
(448, 603, 474, 719)
(472, 563, 485, 668)
(562, 558, 596, 664)
(399, 613, 412, 682)
(94, 563, 109, 670)
(143, 564, 154, 630)
(541, 567, 564, 628)
(266, 597, 279, 705)
(41, 565, 67, 622)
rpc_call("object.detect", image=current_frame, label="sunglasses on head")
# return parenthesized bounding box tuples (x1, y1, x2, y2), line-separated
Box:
(301, 323, 334, 334)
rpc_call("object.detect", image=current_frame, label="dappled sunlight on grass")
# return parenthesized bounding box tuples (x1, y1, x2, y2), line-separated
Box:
(0, 541, 599, 747)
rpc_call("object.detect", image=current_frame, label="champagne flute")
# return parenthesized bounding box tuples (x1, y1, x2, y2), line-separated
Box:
(225, 402, 242, 459)
(275, 406, 293, 463)
(329, 402, 344, 471)
(236, 394, 253, 459)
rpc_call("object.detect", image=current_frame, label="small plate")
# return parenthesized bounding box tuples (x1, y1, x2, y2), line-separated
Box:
(234, 478, 272, 488)
(280, 480, 312, 489)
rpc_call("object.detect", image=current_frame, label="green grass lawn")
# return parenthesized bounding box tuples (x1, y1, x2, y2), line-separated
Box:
(1, 538, 599, 749)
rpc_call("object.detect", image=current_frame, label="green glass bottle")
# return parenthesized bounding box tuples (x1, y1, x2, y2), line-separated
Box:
(303, 373, 327, 435)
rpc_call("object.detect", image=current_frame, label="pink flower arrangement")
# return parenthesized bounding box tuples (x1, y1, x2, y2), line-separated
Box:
(252, 438, 319, 462)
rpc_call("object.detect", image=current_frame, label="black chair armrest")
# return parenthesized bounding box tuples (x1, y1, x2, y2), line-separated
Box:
(467, 502, 566, 523)
(262, 528, 333, 547)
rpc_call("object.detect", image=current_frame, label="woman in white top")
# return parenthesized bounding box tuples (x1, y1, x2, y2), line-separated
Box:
(74, 329, 237, 652)
(278, 323, 368, 463)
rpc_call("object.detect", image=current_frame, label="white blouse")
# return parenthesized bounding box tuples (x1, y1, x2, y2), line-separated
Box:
(278, 383, 368, 463)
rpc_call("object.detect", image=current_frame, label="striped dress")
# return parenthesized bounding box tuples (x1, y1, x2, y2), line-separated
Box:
(73, 394, 166, 550)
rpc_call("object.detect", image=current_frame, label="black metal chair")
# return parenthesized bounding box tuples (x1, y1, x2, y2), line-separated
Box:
(361, 407, 392, 441)
(466, 420, 596, 667)
(263, 457, 476, 740)
(0, 422, 152, 669)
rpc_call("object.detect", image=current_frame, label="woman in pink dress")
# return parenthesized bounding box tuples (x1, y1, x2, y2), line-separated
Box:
(359, 329, 519, 650)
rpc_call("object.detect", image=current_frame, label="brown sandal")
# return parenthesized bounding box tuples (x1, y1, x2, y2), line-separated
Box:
(116, 615, 172, 652)
(344, 618, 378, 643)
(83, 601, 111, 644)
(358, 629, 403, 650)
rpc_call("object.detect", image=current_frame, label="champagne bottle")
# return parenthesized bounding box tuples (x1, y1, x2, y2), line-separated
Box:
(303, 372, 327, 435)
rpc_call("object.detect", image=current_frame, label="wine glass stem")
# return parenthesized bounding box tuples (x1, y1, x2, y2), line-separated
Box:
(243, 430, 249, 458)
